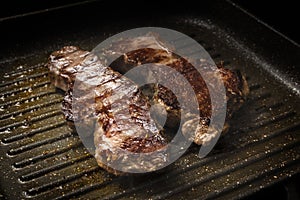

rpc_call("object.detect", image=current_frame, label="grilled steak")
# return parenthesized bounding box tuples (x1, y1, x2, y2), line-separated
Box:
(111, 48, 249, 144)
(48, 46, 89, 92)
(48, 46, 168, 174)
(47, 35, 248, 174)
(94, 34, 248, 144)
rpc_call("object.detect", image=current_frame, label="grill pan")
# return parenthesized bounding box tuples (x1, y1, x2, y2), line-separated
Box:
(0, 0, 299, 199)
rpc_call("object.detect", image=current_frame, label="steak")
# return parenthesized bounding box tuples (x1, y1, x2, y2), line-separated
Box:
(110, 47, 249, 144)
(48, 46, 168, 174)
(94, 34, 248, 144)
(47, 35, 249, 174)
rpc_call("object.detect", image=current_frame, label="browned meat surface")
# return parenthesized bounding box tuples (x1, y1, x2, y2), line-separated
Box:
(48, 46, 89, 92)
(47, 35, 249, 174)
(48, 46, 167, 174)
(114, 48, 249, 144)
(97, 34, 248, 144)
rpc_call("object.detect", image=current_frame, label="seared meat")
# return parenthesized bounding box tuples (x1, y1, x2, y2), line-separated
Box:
(113, 48, 249, 144)
(47, 34, 249, 174)
(48, 46, 167, 174)
(92, 34, 248, 145)
(48, 46, 89, 92)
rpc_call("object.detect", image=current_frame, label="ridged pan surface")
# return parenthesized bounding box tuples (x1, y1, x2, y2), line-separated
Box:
(0, 2, 299, 199)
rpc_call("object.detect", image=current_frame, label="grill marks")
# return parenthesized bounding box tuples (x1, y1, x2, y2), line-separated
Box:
(0, 66, 103, 198)
(1, 63, 46, 81)
(19, 154, 93, 182)
(158, 141, 300, 200)
(111, 47, 249, 145)
(0, 48, 299, 199)
(25, 166, 99, 196)
(0, 70, 49, 88)
(0, 89, 56, 108)
(0, 65, 299, 199)
(7, 132, 73, 156)
(0, 107, 61, 131)
(100, 123, 300, 200)
(20, 147, 97, 185)
(2, 120, 66, 144)
(48, 46, 169, 174)
(0, 67, 60, 116)
(0, 98, 62, 120)
(13, 138, 82, 168)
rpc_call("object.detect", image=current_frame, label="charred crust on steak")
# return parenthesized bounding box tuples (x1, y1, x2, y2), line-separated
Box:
(47, 34, 249, 173)
(48, 46, 168, 175)
(110, 47, 249, 145)
(48, 46, 89, 91)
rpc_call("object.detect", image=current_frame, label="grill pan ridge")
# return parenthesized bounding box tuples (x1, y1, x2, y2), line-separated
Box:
(0, 1, 299, 199)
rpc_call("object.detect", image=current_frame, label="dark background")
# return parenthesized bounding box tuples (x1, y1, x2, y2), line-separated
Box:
(232, 0, 299, 44)
(0, 0, 299, 44)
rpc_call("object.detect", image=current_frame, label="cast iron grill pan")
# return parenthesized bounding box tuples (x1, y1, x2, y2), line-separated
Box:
(0, 1, 299, 199)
